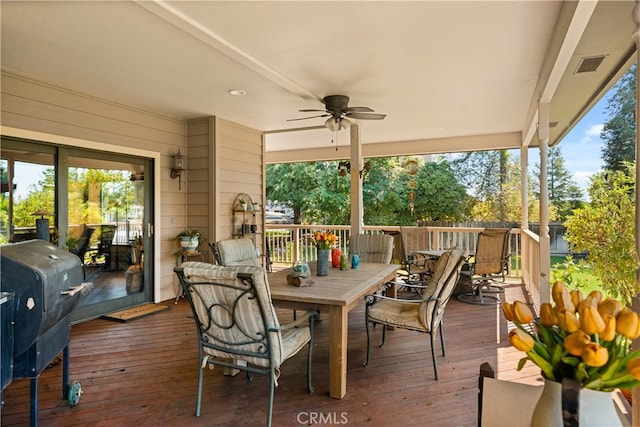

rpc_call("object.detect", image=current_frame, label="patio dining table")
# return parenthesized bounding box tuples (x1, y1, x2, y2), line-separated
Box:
(268, 262, 398, 399)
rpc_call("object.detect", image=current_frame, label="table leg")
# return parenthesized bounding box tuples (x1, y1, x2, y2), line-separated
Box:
(329, 305, 347, 399)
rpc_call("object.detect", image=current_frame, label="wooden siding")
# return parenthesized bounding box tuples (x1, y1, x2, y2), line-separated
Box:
(1, 70, 186, 302)
(186, 117, 214, 263)
(214, 117, 264, 252)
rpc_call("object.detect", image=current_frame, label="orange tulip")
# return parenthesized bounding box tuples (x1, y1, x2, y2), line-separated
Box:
(581, 343, 608, 367)
(513, 301, 533, 324)
(600, 314, 616, 342)
(580, 305, 606, 335)
(598, 298, 622, 318)
(626, 357, 640, 380)
(564, 331, 590, 356)
(502, 302, 515, 322)
(558, 308, 580, 333)
(509, 329, 534, 352)
(617, 309, 640, 339)
(539, 302, 557, 327)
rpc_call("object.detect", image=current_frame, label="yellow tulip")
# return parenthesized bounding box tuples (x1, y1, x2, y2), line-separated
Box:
(617, 309, 640, 339)
(570, 290, 583, 311)
(600, 314, 616, 342)
(552, 281, 575, 313)
(558, 308, 580, 333)
(513, 301, 533, 324)
(502, 302, 515, 322)
(626, 357, 640, 380)
(564, 330, 590, 356)
(509, 329, 534, 352)
(588, 290, 603, 305)
(539, 302, 557, 326)
(598, 298, 622, 318)
(581, 343, 608, 367)
(580, 305, 606, 335)
(579, 296, 598, 311)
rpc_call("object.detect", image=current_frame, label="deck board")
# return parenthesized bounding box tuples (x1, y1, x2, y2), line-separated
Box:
(1, 279, 541, 426)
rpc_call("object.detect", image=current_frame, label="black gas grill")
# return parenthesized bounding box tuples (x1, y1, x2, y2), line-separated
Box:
(1, 240, 92, 427)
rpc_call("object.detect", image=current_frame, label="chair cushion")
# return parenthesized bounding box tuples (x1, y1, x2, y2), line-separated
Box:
(367, 299, 429, 332)
(216, 239, 261, 266)
(281, 323, 312, 361)
(181, 262, 289, 368)
(349, 234, 394, 264)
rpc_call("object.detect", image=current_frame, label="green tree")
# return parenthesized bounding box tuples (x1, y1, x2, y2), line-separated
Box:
(564, 164, 639, 305)
(601, 64, 636, 172)
(533, 145, 584, 221)
(266, 156, 471, 226)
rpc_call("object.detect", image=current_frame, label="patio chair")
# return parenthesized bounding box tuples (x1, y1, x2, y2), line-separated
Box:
(174, 262, 318, 427)
(457, 228, 511, 305)
(86, 224, 116, 270)
(399, 226, 436, 284)
(210, 238, 260, 267)
(349, 234, 394, 264)
(68, 225, 95, 279)
(363, 248, 465, 380)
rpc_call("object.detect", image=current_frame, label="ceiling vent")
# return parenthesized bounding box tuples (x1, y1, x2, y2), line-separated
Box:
(549, 121, 558, 128)
(575, 55, 606, 74)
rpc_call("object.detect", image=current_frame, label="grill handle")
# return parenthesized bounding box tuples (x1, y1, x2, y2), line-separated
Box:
(61, 282, 93, 297)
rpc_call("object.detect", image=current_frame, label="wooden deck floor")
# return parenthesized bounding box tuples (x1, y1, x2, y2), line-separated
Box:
(2, 281, 543, 426)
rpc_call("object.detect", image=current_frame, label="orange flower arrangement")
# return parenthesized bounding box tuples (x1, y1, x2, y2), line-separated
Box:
(504, 281, 640, 391)
(312, 231, 337, 250)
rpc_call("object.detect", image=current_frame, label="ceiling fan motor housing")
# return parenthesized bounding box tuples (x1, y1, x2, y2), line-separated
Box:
(323, 95, 350, 113)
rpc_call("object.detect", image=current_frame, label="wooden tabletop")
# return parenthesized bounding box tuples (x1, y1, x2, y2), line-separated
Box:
(268, 262, 398, 310)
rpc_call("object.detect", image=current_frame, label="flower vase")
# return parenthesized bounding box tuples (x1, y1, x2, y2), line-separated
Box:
(530, 379, 621, 427)
(317, 249, 330, 276)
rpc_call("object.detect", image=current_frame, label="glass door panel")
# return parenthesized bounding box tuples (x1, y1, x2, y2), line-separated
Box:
(67, 154, 149, 317)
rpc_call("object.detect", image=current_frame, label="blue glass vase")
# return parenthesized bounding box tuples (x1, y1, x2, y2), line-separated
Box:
(317, 249, 330, 276)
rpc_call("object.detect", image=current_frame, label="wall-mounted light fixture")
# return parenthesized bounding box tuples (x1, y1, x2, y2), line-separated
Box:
(337, 160, 371, 178)
(171, 149, 187, 189)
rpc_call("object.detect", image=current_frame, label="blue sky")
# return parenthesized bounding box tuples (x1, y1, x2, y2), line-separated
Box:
(557, 92, 610, 196)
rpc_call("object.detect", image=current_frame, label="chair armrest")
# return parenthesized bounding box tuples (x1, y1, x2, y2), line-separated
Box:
(278, 309, 319, 331)
(364, 293, 423, 305)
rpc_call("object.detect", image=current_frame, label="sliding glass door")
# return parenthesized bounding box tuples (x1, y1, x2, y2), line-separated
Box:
(1, 138, 154, 322)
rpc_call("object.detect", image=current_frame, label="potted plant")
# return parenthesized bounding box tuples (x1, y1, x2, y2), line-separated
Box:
(176, 229, 205, 252)
(237, 198, 248, 210)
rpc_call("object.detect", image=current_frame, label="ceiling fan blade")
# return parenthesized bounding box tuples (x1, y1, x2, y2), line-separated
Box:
(346, 112, 387, 120)
(298, 108, 327, 113)
(344, 106, 374, 113)
(286, 114, 330, 121)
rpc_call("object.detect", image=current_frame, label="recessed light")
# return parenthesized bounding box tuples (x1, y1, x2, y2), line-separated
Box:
(229, 89, 247, 96)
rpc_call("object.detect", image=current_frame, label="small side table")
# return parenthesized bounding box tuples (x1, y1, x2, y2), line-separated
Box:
(174, 249, 204, 304)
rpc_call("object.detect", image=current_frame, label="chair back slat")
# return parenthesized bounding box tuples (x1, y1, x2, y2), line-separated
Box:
(399, 226, 430, 256)
(474, 228, 510, 276)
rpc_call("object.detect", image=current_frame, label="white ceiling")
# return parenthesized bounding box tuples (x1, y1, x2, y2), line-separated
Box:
(1, 1, 636, 163)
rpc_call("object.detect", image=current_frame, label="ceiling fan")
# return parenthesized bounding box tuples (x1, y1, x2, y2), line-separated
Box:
(288, 95, 386, 131)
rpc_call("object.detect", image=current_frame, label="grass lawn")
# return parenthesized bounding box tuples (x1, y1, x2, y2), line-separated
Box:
(550, 255, 604, 296)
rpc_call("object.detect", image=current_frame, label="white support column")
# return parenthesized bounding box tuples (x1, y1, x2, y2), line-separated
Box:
(520, 146, 529, 231)
(538, 102, 551, 304)
(350, 123, 364, 237)
(631, 2, 640, 424)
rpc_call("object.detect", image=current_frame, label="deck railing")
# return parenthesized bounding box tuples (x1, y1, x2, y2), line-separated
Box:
(265, 224, 525, 278)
